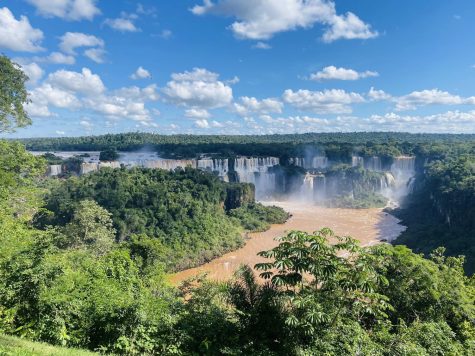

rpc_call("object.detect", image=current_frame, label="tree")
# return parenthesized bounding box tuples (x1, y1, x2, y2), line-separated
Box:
(0, 55, 31, 132)
(255, 229, 391, 336)
(63, 200, 116, 255)
(99, 148, 119, 162)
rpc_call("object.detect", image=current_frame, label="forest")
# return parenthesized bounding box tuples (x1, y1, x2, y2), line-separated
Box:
(2, 54, 475, 354)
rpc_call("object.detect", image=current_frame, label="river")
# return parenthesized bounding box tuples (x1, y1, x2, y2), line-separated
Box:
(169, 201, 406, 284)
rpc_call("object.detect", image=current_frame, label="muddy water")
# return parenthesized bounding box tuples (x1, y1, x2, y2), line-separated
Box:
(169, 201, 406, 284)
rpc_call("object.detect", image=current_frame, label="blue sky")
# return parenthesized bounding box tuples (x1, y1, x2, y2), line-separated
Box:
(1, 0, 475, 137)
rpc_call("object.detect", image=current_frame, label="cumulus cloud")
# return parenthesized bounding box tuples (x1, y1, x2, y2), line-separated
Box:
(282, 89, 365, 114)
(27, 83, 82, 117)
(80, 119, 93, 128)
(83, 48, 106, 63)
(131, 66, 152, 80)
(26, 0, 100, 21)
(395, 89, 475, 111)
(368, 87, 392, 101)
(26, 67, 158, 125)
(310, 66, 378, 81)
(104, 15, 140, 32)
(233, 96, 283, 116)
(185, 108, 211, 119)
(33, 52, 76, 65)
(321, 12, 378, 42)
(190, 0, 377, 42)
(194, 119, 224, 128)
(59, 32, 103, 54)
(19, 62, 44, 85)
(0, 7, 44, 52)
(47, 68, 105, 96)
(162, 68, 234, 109)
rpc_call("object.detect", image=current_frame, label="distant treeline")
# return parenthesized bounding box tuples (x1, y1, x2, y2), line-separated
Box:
(19, 132, 475, 162)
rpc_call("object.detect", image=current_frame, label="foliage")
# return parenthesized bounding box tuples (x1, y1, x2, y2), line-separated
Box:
(0, 56, 31, 132)
(61, 200, 116, 255)
(99, 148, 119, 162)
(394, 155, 475, 273)
(229, 203, 289, 232)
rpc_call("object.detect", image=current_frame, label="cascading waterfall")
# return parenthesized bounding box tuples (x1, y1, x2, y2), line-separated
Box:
(385, 156, 416, 203)
(80, 163, 99, 175)
(197, 158, 229, 180)
(290, 156, 328, 169)
(47, 165, 62, 176)
(233, 157, 279, 199)
(143, 159, 196, 170)
(352, 156, 364, 167)
(364, 156, 382, 171)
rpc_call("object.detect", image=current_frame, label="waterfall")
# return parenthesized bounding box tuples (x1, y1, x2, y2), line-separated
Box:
(352, 156, 364, 167)
(80, 163, 99, 175)
(314, 175, 327, 203)
(383, 156, 416, 203)
(290, 156, 328, 169)
(47, 165, 62, 176)
(143, 159, 197, 170)
(300, 173, 314, 201)
(300, 173, 326, 203)
(364, 157, 382, 171)
(233, 157, 279, 199)
(197, 158, 229, 180)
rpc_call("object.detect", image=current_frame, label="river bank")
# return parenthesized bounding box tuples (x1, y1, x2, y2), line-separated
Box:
(170, 201, 406, 284)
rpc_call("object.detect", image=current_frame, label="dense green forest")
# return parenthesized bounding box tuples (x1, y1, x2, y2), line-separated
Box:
(394, 155, 475, 274)
(36, 167, 288, 271)
(2, 54, 475, 354)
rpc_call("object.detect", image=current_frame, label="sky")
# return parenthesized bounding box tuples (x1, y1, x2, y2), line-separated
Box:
(1, 0, 475, 138)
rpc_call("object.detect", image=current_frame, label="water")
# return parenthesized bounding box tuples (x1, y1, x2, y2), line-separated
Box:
(170, 201, 406, 284)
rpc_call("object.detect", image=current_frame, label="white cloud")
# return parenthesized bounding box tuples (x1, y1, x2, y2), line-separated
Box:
(185, 108, 211, 119)
(368, 87, 392, 101)
(193, 119, 222, 128)
(25, 67, 158, 125)
(83, 48, 106, 63)
(194, 119, 210, 128)
(34, 52, 76, 64)
(233, 96, 283, 116)
(47, 68, 105, 96)
(309, 66, 378, 81)
(252, 41, 271, 49)
(20, 62, 44, 85)
(322, 12, 378, 42)
(59, 32, 104, 58)
(131, 66, 152, 80)
(0, 7, 44, 52)
(56, 130, 66, 135)
(395, 89, 475, 111)
(26, 0, 100, 21)
(27, 83, 82, 117)
(59, 32, 105, 63)
(113, 84, 160, 101)
(104, 17, 140, 32)
(162, 68, 234, 109)
(80, 119, 93, 130)
(190, 0, 377, 42)
(282, 89, 365, 114)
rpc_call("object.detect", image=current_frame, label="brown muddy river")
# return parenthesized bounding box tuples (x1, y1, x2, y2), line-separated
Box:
(169, 201, 406, 284)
